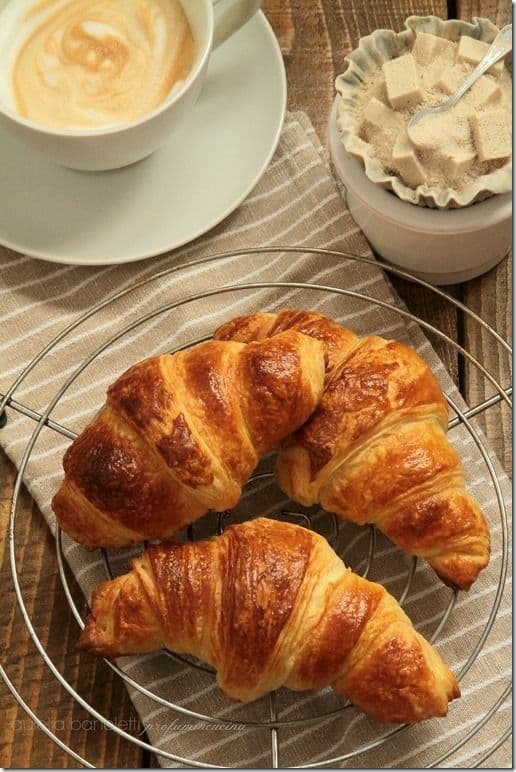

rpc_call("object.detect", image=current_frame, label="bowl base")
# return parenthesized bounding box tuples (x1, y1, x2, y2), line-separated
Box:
(329, 98, 512, 286)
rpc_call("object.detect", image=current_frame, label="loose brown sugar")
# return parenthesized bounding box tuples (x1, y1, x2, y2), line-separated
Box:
(354, 32, 512, 192)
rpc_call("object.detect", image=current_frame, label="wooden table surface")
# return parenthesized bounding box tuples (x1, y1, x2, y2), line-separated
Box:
(0, 0, 511, 767)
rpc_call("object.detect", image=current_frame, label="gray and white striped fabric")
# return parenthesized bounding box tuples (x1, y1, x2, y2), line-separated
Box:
(0, 113, 511, 768)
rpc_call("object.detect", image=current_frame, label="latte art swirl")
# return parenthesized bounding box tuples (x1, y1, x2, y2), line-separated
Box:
(11, 0, 195, 129)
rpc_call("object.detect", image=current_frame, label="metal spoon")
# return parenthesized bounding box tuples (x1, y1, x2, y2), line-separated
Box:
(408, 25, 512, 140)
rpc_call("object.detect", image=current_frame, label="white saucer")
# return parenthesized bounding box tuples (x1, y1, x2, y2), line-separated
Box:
(0, 13, 286, 266)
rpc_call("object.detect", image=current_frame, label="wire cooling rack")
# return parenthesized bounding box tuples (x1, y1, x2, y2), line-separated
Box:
(0, 247, 512, 768)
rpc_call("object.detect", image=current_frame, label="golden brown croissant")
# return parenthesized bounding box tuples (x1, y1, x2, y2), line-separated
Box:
(215, 310, 490, 590)
(52, 331, 325, 549)
(77, 517, 460, 723)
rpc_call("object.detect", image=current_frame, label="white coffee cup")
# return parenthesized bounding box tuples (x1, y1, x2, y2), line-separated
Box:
(0, 0, 262, 171)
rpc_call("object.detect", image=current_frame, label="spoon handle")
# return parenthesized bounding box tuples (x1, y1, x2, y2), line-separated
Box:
(447, 25, 512, 109)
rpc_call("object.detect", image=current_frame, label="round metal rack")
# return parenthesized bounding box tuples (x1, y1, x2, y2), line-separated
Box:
(0, 247, 512, 768)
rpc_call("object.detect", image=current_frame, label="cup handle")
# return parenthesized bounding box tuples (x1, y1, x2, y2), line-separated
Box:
(212, 0, 262, 49)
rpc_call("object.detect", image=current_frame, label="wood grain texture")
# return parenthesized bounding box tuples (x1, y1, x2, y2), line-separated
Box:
(0, 449, 145, 769)
(391, 279, 461, 387)
(456, 0, 512, 24)
(461, 259, 512, 466)
(457, 0, 512, 478)
(1, 0, 511, 767)
(262, 0, 459, 376)
(262, 0, 449, 141)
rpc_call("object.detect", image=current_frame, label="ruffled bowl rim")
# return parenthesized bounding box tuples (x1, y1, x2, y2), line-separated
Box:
(335, 15, 512, 209)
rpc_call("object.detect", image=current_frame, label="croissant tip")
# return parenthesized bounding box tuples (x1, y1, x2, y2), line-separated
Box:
(434, 568, 483, 592)
(76, 615, 97, 652)
(77, 618, 120, 658)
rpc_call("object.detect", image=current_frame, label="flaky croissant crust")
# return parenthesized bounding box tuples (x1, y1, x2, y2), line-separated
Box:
(215, 310, 490, 590)
(52, 330, 325, 549)
(78, 518, 460, 724)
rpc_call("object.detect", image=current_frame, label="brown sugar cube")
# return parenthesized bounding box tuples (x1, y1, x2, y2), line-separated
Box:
(361, 97, 402, 133)
(447, 150, 477, 178)
(382, 54, 423, 109)
(457, 36, 504, 77)
(392, 130, 426, 187)
(412, 32, 455, 66)
(469, 76, 502, 108)
(471, 111, 512, 161)
(434, 68, 462, 94)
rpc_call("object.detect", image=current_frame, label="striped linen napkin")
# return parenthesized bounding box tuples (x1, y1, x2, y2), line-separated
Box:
(0, 112, 511, 768)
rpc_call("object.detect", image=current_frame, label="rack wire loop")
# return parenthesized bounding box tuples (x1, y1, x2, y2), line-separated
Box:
(2, 247, 511, 769)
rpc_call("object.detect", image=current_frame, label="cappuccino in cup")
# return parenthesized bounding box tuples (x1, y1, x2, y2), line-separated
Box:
(0, 0, 196, 129)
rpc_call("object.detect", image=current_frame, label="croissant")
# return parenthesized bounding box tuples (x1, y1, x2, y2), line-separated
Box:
(52, 331, 325, 549)
(215, 310, 490, 590)
(78, 517, 460, 723)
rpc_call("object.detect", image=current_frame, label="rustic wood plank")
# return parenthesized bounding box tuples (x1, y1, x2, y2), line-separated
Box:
(461, 259, 512, 469)
(455, 0, 512, 24)
(453, 0, 512, 757)
(3, 1, 509, 767)
(263, 0, 459, 379)
(457, 0, 512, 477)
(262, 0, 449, 141)
(390, 279, 461, 387)
(0, 449, 145, 769)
